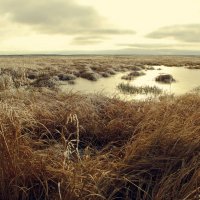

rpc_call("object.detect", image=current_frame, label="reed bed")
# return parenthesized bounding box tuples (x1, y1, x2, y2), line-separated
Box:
(0, 88, 199, 200)
(117, 83, 163, 95)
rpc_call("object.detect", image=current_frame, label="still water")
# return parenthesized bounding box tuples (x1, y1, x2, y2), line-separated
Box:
(61, 66, 200, 100)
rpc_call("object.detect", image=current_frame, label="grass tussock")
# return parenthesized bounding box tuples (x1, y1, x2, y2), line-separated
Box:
(155, 74, 176, 84)
(0, 88, 200, 199)
(121, 71, 146, 80)
(0, 55, 200, 86)
(118, 82, 163, 95)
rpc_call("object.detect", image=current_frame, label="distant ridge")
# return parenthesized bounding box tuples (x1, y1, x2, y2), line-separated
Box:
(0, 49, 200, 56)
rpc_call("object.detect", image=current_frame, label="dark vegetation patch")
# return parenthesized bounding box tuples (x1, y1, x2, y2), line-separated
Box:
(155, 74, 176, 83)
(31, 75, 58, 88)
(186, 65, 200, 69)
(58, 73, 77, 81)
(121, 71, 146, 80)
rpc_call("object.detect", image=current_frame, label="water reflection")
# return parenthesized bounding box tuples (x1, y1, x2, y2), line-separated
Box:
(132, 66, 200, 95)
(61, 66, 200, 100)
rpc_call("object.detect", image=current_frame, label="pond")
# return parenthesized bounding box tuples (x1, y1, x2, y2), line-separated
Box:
(61, 66, 200, 100)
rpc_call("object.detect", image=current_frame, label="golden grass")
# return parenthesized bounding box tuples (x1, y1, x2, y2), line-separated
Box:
(1, 55, 200, 69)
(0, 88, 200, 199)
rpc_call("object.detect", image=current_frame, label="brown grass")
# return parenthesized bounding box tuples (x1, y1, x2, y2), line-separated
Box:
(0, 55, 200, 91)
(0, 55, 200, 82)
(0, 87, 200, 200)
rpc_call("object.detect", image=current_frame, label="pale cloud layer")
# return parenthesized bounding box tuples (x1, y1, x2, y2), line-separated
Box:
(0, 0, 134, 36)
(0, 0, 104, 34)
(147, 25, 200, 43)
(0, 0, 200, 54)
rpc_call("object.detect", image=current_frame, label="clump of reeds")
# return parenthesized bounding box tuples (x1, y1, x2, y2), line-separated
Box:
(31, 74, 58, 88)
(99, 72, 111, 78)
(0, 74, 14, 90)
(0, 67, 29, 89)
(117, 82, 163, 95)
(106, 68, 116, 75)
(145, 66, 155, 70)
(186, 65, 200, 69)
(128, 66, 143, 71)
(77, 67, 101, 81)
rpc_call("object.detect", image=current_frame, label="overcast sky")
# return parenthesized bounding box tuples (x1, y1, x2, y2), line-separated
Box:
(0, 0, 200, 54)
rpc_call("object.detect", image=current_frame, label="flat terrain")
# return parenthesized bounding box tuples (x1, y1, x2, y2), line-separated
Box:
(0, 55, 200, 91)
(0, 55, 200, 200)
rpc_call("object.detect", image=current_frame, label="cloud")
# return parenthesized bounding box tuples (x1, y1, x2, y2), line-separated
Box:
(71, 34, 108, 44)
(146, 24, 200, 43)
(71, 29, 136, 45)
(122, 48, 200, 55)
(117, 43, 172, 49)
(0, 0, 135, 36)
(86, 29, 135, 35)
(71, 36, 106, 45)
(0, 0, 103, 34)
(117, 42, 199, 50)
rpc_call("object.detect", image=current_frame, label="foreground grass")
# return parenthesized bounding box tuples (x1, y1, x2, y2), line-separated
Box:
(0, 88, 200, 200)
(118, 82, 163, 95)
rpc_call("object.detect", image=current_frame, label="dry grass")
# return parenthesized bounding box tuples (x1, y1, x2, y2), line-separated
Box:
(0, 87, 199, 200)
(0, 55, 200, 86)
(0, 55, 200, 199)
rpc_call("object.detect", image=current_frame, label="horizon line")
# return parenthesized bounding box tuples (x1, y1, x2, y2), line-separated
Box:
(0, 53, 200, 57)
